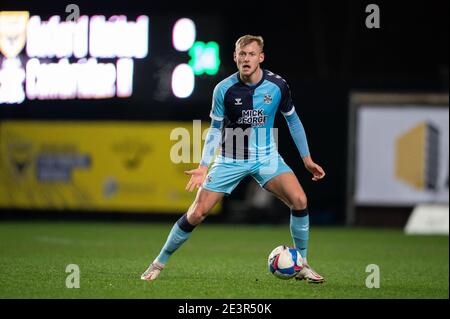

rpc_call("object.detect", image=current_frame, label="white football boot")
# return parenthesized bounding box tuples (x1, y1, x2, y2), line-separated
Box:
(296, 260, 325, 283)
(140, 260, 165, 281)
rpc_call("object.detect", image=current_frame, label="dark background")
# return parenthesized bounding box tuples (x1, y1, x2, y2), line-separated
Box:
(0, 0, 448, 224)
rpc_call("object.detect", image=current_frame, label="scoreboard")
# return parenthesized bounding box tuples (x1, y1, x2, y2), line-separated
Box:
(0, 10, 223, 107)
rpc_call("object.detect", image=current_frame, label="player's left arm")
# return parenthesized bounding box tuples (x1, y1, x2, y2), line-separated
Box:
(282, 110, 325, 181)
(278, 81, 325, 182)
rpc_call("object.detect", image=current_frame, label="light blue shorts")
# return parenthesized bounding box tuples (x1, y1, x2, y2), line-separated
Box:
(202, 153, 293, 194)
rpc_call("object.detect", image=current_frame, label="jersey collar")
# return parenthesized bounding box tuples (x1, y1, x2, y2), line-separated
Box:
(236, 69, 266, 89)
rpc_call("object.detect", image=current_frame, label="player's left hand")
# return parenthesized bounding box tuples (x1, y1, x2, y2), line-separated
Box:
(303, 158, 325, 181)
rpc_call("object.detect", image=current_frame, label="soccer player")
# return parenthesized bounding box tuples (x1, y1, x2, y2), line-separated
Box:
(141, 35, 325, 283)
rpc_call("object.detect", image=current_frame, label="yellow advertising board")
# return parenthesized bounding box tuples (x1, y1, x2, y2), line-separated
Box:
(0, 121, 220, 213)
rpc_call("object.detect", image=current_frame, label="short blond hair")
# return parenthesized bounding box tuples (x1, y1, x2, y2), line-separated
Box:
(235, 35, 264, 51)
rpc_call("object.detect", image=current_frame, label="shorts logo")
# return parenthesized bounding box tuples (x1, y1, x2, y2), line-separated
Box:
(206, 174, 212, 183)
(234, 98, 242, 106)
(264, 94, 272, 104)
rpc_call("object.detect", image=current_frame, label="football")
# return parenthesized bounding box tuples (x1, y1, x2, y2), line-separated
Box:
(268, 245, 303, 279)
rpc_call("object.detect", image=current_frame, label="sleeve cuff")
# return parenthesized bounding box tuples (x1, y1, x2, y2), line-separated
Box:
(281, 106, 295, 116)
(210, 111, 224, 121)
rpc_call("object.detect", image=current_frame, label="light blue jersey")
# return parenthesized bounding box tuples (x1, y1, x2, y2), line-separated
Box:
(201, 69, 310, 194)
(208, 69, 308, 160)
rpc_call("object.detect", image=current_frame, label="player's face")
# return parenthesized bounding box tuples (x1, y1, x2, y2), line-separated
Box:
(234, 41, 264, 77)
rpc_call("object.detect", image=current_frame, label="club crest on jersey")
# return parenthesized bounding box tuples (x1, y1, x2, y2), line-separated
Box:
(264, 94, 272, 104)
(234, 98, 243, 106)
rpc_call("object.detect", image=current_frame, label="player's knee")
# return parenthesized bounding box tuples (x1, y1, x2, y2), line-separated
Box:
(291, 193, 307, 210)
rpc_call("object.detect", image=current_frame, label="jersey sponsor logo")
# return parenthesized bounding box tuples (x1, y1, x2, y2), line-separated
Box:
(234, 98, 242, 106)
(237, 109, 268, 127)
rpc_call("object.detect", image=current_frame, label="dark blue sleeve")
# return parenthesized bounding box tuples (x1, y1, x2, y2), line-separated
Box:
(279, 82, 295, 115)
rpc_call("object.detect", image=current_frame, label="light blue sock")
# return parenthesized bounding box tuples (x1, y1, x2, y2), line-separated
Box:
(156, 214, 196, 265)
(290, 208, 309, 259)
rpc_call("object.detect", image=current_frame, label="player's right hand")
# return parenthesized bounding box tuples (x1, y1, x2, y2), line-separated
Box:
(184, 165, 209, 192)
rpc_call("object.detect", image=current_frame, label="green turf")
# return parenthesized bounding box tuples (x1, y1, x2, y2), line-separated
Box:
(0, 221, 448, 299)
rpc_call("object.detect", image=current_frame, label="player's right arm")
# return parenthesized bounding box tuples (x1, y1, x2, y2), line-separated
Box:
(184, 118, 223, 191)
(185, 84, 224, 192)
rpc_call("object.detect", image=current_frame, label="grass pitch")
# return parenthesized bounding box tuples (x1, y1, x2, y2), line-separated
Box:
(0, 221, 447, 299)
